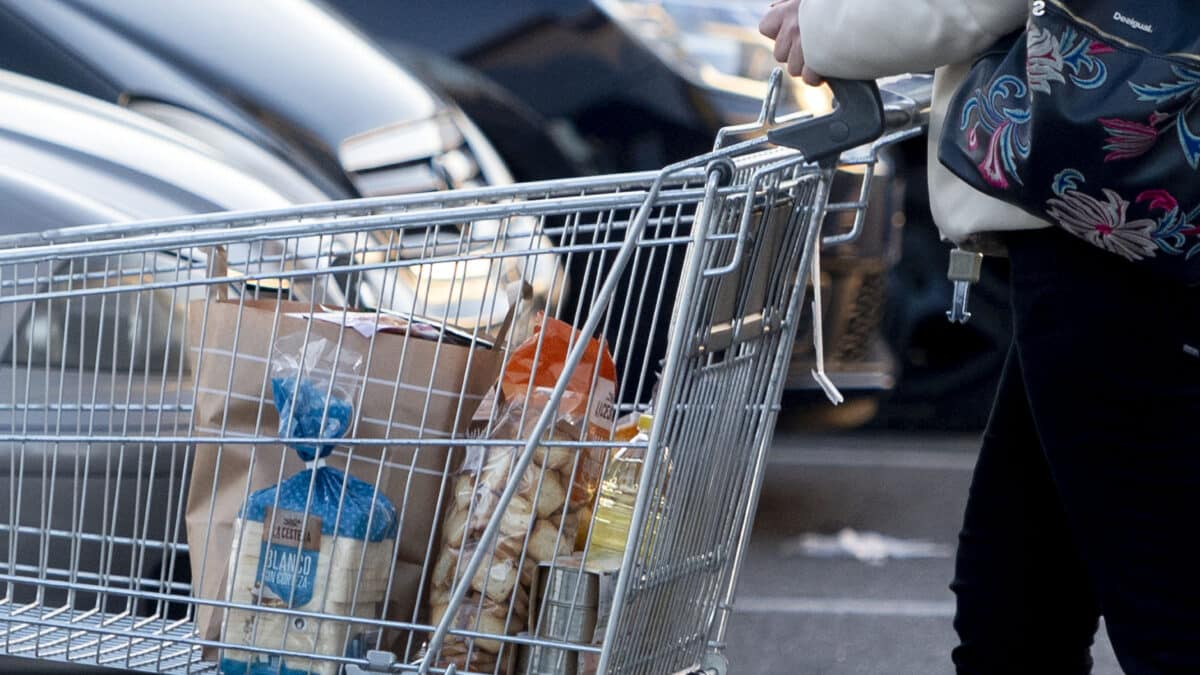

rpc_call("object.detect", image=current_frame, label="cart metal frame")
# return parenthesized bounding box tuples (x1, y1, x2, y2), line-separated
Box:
(0, 70, 929, 675)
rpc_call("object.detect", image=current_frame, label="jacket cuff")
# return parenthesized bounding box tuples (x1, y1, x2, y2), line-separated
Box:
(797, 0, 1025, 79)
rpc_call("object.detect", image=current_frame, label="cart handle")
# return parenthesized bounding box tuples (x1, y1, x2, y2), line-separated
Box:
(766, 79, 884, 164)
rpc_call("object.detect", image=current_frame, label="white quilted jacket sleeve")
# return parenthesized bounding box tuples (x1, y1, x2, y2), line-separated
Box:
(797, 0, 1048, 242)
(797, 0, 1028, 79)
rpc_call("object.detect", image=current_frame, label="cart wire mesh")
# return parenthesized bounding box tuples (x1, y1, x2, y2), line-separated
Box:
(0, 71, 929, 675)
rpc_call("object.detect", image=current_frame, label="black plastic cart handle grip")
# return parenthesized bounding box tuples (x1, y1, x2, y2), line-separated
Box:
(767, 79, 884, 164)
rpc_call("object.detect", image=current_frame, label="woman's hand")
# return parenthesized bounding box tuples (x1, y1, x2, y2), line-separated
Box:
(758, 0, 824, 86)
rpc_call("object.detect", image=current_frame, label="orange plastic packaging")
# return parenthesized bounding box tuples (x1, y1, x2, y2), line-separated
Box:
(500, 313, 617, 441)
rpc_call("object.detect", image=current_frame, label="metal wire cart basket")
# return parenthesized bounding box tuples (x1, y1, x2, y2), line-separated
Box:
(0, 72, 929, 675)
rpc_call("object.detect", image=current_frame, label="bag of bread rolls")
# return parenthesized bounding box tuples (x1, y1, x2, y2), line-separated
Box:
(430, 316, 616, 672)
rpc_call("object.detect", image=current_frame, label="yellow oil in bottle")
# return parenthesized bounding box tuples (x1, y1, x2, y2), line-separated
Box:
(588, 414, 654, 556)
(574, 414, 640, 551)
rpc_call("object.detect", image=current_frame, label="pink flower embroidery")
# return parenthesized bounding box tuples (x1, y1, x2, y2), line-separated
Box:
(1046, 188, 1158, 260)
(1137, 190, 1200, 237)
(1100, 116, 1165, 161)
(977, 121, 1012, 189)
(1136, 189, 1179, 214)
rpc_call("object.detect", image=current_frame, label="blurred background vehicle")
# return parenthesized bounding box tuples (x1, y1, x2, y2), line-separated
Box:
(0, 0, 562, 332)
(324, 0, 1007, 428)
(331, 0, 802, 175)
(0, 68, 308, 666)
(327, 0, 1010, 427)
(0, 1, 1004, 670)
(0, 0, 573, 662)
(0, 72, 303, 231)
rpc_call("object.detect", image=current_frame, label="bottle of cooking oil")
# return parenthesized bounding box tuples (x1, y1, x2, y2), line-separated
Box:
(588, 414, 654, 556)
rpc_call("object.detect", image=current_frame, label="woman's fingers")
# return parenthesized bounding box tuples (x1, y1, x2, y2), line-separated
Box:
(762, 0, 804, 75)
(787, 38, 806, 77)
(762, 0, 823, 84)
(801, 65, 825, 87)
(773, 29, 794, 63)
(758, 4, 785, 39)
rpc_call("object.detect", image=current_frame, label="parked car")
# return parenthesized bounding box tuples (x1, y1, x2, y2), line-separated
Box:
(0, 69, 315, 673)
(0, 0, 561, 332)
(327, 0, 909, 406)
(328, 0, 1005, 424)
(329, 0, 806, 174)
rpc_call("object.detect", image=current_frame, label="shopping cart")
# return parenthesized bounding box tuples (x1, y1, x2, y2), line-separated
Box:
(0, 70, 930, 675)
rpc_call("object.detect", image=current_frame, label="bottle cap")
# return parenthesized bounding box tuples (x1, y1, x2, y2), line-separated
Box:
(637, 413, 653, 433)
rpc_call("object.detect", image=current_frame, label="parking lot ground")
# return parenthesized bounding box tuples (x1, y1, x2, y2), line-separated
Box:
(724, 430, 1122, 675)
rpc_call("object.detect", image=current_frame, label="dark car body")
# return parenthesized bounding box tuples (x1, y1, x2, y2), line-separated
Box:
(328, 0, 904, 394)
(0, 0, 514, 200)
(0, 0, 566, 332)
(329, 0, 775, 174)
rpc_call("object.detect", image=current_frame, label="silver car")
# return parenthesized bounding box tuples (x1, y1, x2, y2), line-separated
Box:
(0, 71, 545, 665)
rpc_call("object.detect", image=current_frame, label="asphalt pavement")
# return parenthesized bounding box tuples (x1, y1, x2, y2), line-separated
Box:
(723, 430, 1123, 675)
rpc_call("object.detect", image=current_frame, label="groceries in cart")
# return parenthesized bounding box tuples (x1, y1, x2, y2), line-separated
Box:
(221, 335, 397, 675)
(185, 278, 513, 664)
(522, 552, 623, 675)
(589, 413, 655, 557)
(573, 412, 643, 550)
(430, 314, 616, 673)
(0, 71, 934, 675)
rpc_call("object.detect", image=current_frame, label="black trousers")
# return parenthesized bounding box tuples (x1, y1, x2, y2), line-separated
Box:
(950, 228, 1200, 675)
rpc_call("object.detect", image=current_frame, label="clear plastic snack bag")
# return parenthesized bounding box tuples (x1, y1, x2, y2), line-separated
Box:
(221, 334, 398, 675)
(430, 315, 616, 673)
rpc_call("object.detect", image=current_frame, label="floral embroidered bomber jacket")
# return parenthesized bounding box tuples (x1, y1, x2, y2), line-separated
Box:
(797, 0, 1046, 246)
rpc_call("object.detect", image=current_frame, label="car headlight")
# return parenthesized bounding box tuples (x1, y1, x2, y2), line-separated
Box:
(332, 221, 559, 346)
(338, 110, 561, 335)
(592, 0, 834, 115)
(132, 100, 559, 340)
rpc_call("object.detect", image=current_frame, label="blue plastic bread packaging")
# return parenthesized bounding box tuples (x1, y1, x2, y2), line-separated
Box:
(185, 298, 511, 660)
(220, 334, 398, 675)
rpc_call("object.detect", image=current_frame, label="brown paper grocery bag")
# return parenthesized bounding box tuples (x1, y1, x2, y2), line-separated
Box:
(184, 291, 510, 654)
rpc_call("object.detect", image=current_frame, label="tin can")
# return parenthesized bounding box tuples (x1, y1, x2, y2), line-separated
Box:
(519, 560, 601, 674)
